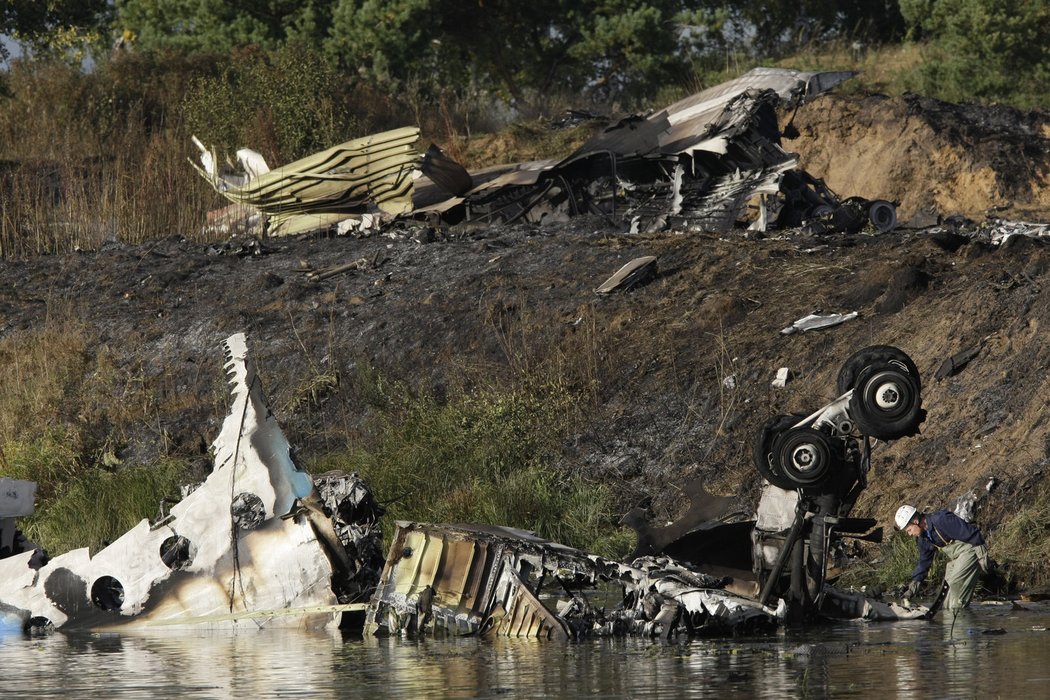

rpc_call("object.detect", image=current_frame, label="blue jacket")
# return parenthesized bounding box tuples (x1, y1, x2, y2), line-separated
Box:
(911, 510, 985, 583)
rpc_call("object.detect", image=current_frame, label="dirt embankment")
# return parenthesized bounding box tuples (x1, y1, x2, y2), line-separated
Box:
(788, 93, 1050, 223)
(1, 91, 1048, 574)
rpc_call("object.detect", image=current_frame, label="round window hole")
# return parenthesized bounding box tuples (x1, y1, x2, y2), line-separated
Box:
(90, 576, 125, 611)
(160, 535, 196, 570)
(231, 492, 266, 531)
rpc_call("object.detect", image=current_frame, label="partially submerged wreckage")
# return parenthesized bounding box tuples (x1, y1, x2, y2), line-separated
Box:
(0, 334, 385, 634)
(193, 67, 898, 238)
(0, 336, 933, 637)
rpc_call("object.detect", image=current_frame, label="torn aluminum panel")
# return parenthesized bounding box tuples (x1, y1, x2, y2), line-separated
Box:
(819, 587, 928, 621)
(594, 256, 657, 293)
(364, 521, 778, 640)
(0, 478, 36, 518)
(192, 127, 423, 236)
(779, 311, 859, 335)
(980, 218, 1050, 245)
(364, 522, 592, 639)
(0, 334, 371, 632)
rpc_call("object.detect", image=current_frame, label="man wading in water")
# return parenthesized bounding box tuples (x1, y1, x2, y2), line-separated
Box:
(895, 504, 989, 611)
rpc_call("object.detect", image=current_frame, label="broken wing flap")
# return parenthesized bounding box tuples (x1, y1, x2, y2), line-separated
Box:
(619, 479, 747, 560)
(594, 256, 657, 294)
(612, 557, 778, 637)
(282, 492, 354, 578)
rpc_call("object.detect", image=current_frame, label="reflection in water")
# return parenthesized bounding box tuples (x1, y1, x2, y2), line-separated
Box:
(3, 602, 1050, 699)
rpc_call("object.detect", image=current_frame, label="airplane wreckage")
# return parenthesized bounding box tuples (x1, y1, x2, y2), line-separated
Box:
(191, 67, 899, 238)
(1, 335, 938, 638)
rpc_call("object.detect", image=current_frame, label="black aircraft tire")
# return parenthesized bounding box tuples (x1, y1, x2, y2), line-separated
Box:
(849, 364, 924, 440)
(772, 427, 835, 488)
(836, 345, 921, 396)
(752, 414, 805, 490)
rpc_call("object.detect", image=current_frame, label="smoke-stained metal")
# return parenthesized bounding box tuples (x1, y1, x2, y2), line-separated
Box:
(0, 334, 379, 632)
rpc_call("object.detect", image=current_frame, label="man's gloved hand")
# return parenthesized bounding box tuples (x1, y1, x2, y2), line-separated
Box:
(906, 580, 921, 599)
(974, 544, 990, 573)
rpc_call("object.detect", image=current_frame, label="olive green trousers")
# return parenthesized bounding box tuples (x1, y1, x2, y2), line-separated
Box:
(943, 540, 986, 611)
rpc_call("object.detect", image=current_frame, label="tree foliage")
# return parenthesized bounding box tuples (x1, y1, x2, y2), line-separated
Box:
(900, 0, 1050, 106)
(1, 0, 113, 60)
(714, 0, 906, 55)
(114, 0, 333, 51)
(6, 1, 1048, 109)
(324, 0, 720, 105)
(182, 42, 357, 163)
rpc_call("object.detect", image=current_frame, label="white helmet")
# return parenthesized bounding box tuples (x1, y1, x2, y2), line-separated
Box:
(895, 504, 918, 530)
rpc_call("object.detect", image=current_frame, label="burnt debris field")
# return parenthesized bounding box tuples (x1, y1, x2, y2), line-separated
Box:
(2, 71, 1050, 595)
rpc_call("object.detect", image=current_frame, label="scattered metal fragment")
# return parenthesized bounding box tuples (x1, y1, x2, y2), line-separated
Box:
(981, 218, 1050, 245)
(595, 256, 657, 293)
(779, 311, 859, 335)
(420, 144, 473, 197)
(416, 67, 896, 236)
(0, 478, 46, 569)
(306, 257, 372, 282)
(935, 345, 981, 380)
(771, 367, 793, 387)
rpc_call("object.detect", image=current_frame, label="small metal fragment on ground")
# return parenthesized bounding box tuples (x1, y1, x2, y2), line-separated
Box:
(935, 345, 981, 380)
(771, 367, 792, 387)
(595, 256, 657, 293)
(306, 257, 371, 282)
(779, 311, 858, 335)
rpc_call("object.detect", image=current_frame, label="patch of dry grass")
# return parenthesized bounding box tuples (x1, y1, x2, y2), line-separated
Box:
(989, 486, 1050, 590)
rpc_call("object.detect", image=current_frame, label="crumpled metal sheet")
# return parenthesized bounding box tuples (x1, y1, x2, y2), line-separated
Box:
(977, 218, 1050, 245)
(193, 127, 423, 236)
(594, 256, 657, 293)
(779, 311, 859, 335)
(194, 68, 865, 237)
(437, 68, 848, 233)
(0, 334, 368, 632)
(364, 521, 779, 640)
(0, 478, 35, 518)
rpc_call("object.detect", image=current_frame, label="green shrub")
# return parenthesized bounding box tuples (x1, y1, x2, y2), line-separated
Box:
(900, 0, 1050, 108)
(182, 42, 360, 165)
(308, 372, 632, 559)
(19, 458, 192, 556)
(1, 431, 82, 500)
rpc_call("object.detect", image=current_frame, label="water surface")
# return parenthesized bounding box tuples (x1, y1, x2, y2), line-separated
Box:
(3, 601, 1048, 699)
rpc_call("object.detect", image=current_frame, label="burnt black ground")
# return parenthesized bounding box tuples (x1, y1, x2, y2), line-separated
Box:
(2, 216, 1048, 566)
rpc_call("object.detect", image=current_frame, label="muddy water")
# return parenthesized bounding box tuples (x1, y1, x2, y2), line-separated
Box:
(3, 601, 1050, 699)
